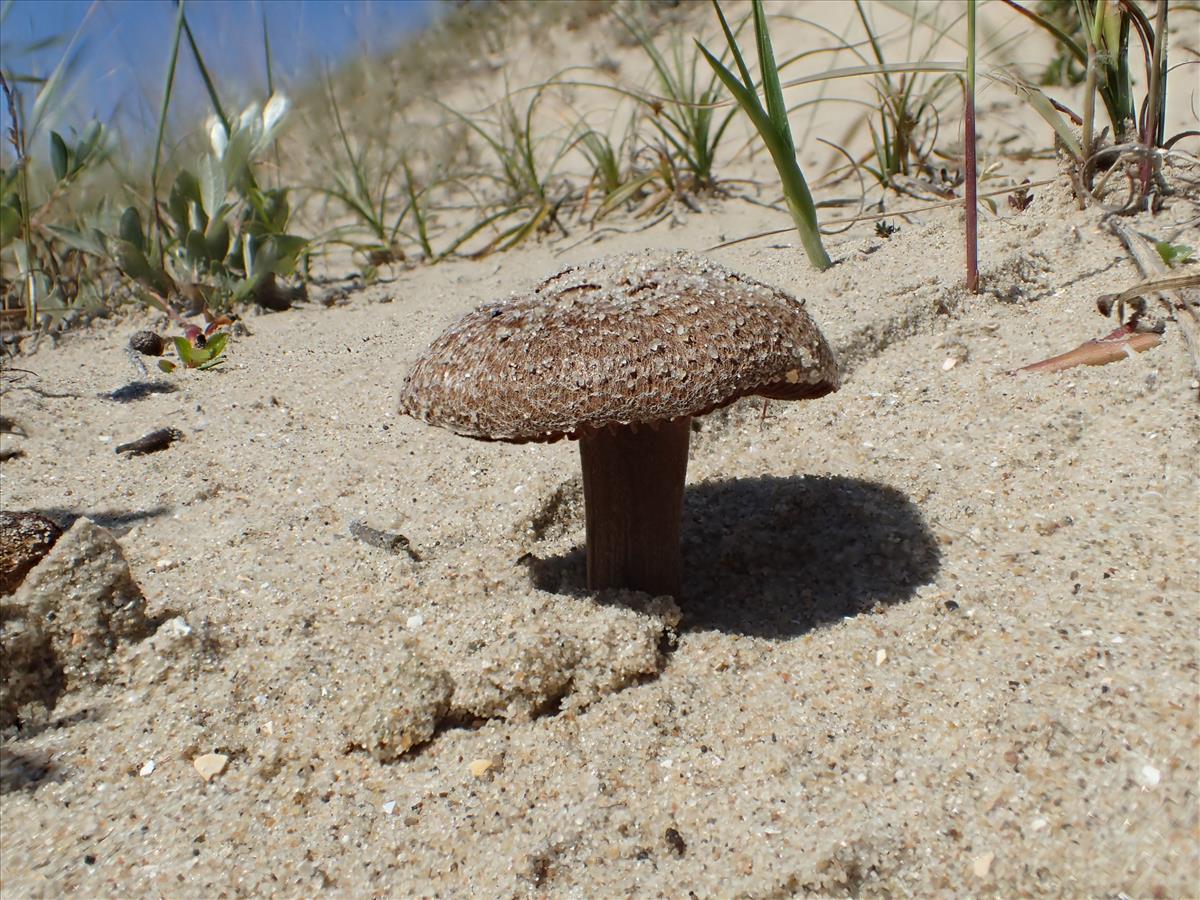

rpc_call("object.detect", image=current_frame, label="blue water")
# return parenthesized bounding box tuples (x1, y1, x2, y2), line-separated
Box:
(1, 0, 438, 148)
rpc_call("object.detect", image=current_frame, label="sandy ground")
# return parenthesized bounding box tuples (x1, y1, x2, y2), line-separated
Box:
(2, 2, 1199, 897)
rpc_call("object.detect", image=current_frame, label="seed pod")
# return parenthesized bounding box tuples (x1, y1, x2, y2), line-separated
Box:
(129, 330, 165, 357)
(0, 511, 63, 595)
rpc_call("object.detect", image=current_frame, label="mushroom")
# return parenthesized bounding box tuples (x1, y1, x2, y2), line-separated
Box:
(399, 251, 838, 598)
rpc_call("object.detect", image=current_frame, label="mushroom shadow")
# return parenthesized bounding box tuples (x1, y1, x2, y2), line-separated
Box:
(98, 380, 178, 403)
(529, 475, 940, 638)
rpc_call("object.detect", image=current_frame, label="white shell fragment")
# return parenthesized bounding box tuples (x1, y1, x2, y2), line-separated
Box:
(972, 851, 995, 877)
(193, 752, 229, 782)
(1136, 764, 1161, 788)
(398, 251, 839, 443)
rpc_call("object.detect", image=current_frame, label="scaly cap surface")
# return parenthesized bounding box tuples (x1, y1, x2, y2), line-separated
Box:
(399, 251, 839, 443)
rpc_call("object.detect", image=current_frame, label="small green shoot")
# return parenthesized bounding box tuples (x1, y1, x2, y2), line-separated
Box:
(159, 331, 228, 372)
(697, 0, 832, 270)
(1154, 242, 1194, 269)
(156, 315, 233, 373)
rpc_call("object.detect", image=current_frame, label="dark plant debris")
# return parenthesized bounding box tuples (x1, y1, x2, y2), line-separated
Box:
(348, 520, 421, 560)
(115, 428, 184, 456)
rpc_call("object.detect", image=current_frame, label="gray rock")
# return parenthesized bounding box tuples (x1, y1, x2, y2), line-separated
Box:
(6, 517, 153, 681)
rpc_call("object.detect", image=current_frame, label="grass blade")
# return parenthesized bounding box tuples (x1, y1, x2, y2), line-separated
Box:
(150, 2, 187, 265)
(700, 0, 831, 270)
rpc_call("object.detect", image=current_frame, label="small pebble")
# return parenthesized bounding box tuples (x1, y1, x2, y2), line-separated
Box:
(139, 760, 156, 777)
(381, 801, 397, 815)
(972, 851, 995, 878)
(1031, 817, 1048, 831)
(469, 758, 494, 778)
(875, 648, 887, 666)
(1136, 764, 1161, 788)
(193, 753, 228, 782)
(349, 519, 420, 560)
(406, 614, 425, 629)
(942, 357, 958, 371)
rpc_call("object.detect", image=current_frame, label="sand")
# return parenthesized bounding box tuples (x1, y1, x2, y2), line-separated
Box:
(2, 2, 1198, 896)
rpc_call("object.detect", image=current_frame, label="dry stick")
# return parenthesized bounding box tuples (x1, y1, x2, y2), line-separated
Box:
(553, 211, 673, 256)
(706, 178, 1056, 252)
(1107, 219, 1200, 388)
(1096, 273, 1200, 315)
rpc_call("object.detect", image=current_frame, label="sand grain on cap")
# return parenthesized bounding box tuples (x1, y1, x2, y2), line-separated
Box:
(399, 251, 838, 442)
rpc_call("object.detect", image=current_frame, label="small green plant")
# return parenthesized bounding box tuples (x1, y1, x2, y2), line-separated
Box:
(161, 330, 228, 373)
(439, 84, 580, 256)
(111, 96, 304, 310)
(0, 65, 113, 330)
(614, 9, 738, 193)
(148, 309, 235, 373)
(849, 0, 962, 190)
(1001, 0, 1180, 209)
(1155, 241, 1194, 269)
(698, 0, 832, 270)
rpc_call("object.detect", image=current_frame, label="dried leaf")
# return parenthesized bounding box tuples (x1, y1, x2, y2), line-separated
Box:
(1012, 325, 1161, 375)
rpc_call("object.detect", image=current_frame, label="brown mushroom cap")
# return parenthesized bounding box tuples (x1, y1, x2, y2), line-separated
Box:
(399, 251, 839, 443)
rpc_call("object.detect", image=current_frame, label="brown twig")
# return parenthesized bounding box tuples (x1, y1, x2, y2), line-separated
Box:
(705, 179, 1056, 252)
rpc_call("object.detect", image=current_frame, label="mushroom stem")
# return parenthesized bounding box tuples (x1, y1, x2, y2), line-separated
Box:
(578, 416, 691, 597)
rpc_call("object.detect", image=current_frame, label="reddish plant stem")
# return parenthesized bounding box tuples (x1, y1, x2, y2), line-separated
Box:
(964, 0, 979, 293)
